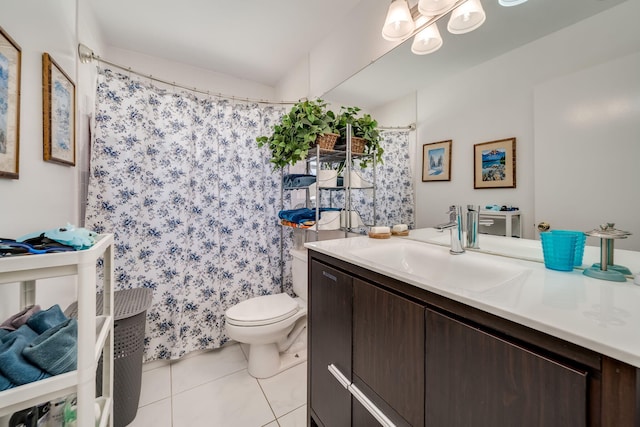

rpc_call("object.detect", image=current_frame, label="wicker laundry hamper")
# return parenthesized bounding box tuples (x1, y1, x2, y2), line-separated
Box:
(66, 287, 152, 427)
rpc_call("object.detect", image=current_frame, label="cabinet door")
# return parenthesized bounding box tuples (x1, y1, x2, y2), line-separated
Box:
(425, 309, 588, 427)
(353, 279, 425, 426)
(309, 260, 352, 427)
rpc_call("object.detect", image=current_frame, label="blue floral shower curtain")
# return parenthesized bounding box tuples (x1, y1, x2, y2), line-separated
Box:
(85, 69, 288, 361)
(360, 130, 415, 228)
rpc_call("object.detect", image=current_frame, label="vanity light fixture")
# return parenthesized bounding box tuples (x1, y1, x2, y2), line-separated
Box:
(382, 0, 416, 41)
(419, 0, 458, 16)
(382, 0, 515, 55)
(447, 0, 486, 34)
(411, 16, 443, 55)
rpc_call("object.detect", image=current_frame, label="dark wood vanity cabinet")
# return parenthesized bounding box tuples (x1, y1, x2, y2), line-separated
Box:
(308, 251, 640, 427)
(309, 260, 352, 427)
(353, 279, 425, 426)
(425, 309, 588, 427)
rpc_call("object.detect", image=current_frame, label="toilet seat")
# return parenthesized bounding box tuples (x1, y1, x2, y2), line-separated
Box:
(226, 293, 299, 327)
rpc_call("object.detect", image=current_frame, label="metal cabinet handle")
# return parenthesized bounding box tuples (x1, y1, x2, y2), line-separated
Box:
(349, 383, 396, 427)
(326, 364, 396, 427)
(327, 363, 350, 389)
(322, 270, 338, 282)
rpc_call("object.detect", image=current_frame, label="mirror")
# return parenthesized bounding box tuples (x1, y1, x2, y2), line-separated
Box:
(323, 0, 640, 274)
(403, 228, 640, 279)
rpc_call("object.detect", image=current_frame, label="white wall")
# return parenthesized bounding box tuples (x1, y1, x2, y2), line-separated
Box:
(0, 1, 80, 316)
(371, 92, 418, 176)
(102, 47, 277, 102)
(278, 0, 401, 101)
(414, 0, 640, 240)
(534, 51, 640, 250)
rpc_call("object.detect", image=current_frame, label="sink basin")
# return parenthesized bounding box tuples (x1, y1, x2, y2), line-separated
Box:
(349, 241, 529, 293)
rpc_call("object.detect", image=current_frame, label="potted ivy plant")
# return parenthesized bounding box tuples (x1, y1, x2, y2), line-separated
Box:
(256, 99, 338, 169)
(335, 106, 384, 169)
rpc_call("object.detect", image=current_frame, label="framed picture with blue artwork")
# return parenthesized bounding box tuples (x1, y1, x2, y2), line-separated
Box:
(474, 137, 516, 189)
(43, 52, 76, 166)
(422, 140, 451, 182)
(0, 26, 21, 179)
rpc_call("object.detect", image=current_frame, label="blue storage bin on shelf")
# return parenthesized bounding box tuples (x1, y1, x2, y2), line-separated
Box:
(551, 230, 586, 266)
(540, 231, 577, 271)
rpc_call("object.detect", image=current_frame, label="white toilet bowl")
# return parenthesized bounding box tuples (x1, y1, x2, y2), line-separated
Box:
(225, 248, 308, 378)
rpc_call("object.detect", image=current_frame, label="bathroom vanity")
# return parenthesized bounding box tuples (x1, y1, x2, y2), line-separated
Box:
(306, 233, 640, 427)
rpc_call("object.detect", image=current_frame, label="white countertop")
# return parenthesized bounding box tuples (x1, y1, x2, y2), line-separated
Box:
(306, 229, 640, 368)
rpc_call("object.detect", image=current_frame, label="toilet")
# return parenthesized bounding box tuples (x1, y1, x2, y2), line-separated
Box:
(225, 248, 308, 378)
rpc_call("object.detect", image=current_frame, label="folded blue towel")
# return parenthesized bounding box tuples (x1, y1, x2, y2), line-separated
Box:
(1, 324, 38, 344)
(0, 329, 8, 341)
(278, 208, 317, 224)
(283, 174, 316, 188)
(0, 335, 50, 386)
(24, 318, 77, 376)
(26, 304, 68, 334)
(1, 305, 41, 331)
(278, 207, 341, 224)
(0, 371, 15, 391)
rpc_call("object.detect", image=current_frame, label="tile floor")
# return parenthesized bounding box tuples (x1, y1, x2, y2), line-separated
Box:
(128, 343, 307, 427)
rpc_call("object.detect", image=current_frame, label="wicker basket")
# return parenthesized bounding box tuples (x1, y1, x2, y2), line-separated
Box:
(351, 137, 366, 154)
(314, 132, 339, 150)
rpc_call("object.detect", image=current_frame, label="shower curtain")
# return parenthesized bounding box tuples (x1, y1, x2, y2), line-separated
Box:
(85, 69, 289, 360)
(86, 69, 414, 361)
(359, 130, 415, 228)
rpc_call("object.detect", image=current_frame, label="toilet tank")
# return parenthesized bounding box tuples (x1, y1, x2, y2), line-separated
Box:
(290, 248, 308, 301)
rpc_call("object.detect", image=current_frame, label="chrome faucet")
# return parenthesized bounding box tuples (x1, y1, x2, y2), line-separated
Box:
(435, 205, 465, 255)
(465, 205, 494, 249)
(466, 205, 480, 249)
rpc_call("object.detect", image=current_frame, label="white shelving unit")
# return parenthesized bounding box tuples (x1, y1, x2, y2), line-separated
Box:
(479, 210, 522, 238)
(0, 234, 114, 427)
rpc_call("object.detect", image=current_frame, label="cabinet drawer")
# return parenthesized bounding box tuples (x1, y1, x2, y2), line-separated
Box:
(425, 309, 588, 427)
(353, 279, 425, 427)
(309, 261, 353, 427)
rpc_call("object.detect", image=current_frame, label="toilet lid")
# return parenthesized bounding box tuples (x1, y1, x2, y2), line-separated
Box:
(225, 293, 299, 326)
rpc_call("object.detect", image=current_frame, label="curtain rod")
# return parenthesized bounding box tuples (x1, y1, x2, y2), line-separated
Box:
(379, 124, 416, 131)
(78, 44, 421, 127)
(78, 43, 298, 106)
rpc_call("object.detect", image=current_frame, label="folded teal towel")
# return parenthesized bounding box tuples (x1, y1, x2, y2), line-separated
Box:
(1, 324, 38, 344)
(24, 318, 77, 376)
(278, 207, 341, 224)
(26, 304, 67, 334)
(0, 371, 14, 390)
(0, 335, 50, 386)
(1, 305, 41, 331)
(0, 329, 8, 341)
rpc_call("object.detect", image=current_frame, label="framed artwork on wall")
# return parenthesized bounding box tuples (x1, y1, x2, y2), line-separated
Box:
(422, 140, 451, 182)
(473, 137, 516, 189)
(43, 52, 76, 166)
(0, 26, 22, 179)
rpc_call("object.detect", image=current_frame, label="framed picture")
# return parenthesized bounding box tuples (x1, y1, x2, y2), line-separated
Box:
(0, 26, 22, 179)
(43, 52, 76, 166)
(474, 137, 516, 189)
(422, 140, 451, 182)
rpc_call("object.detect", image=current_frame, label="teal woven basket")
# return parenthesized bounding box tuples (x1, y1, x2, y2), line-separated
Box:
(541, 232, 577, 271)
(551, 230, 586, 266)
